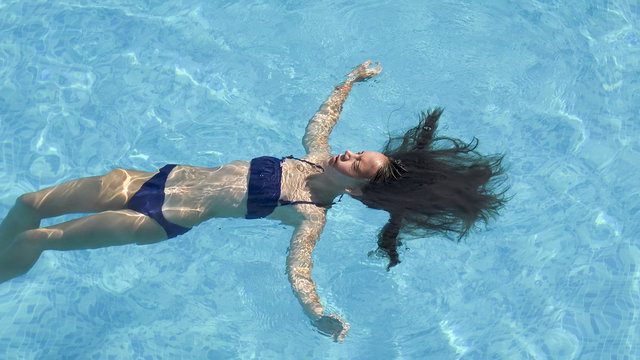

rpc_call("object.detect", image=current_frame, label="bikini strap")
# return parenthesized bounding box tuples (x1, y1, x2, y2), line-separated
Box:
(282, 155, 325, 172)
(279, 194, 344, 209)
(279, 155, 342, 208)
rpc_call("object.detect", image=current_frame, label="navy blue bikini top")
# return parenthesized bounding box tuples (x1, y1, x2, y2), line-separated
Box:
(246, 156, 336, 219)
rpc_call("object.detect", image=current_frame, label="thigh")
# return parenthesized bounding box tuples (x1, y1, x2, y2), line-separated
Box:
(28, 210, 168, 251)
(21, 169, 155, 218)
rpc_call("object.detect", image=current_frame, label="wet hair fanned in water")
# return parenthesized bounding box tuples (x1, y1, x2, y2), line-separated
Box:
(356, 108, 509, 270)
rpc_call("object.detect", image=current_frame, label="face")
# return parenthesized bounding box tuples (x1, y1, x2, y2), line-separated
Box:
(329, 150, 388, 180)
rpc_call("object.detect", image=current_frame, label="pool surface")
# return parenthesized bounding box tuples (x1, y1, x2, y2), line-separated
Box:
(1, 1, 639, 359)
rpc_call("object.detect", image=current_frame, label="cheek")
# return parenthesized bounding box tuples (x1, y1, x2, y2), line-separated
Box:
(336, 163, 355, 177)
(337, 164, 350, 175)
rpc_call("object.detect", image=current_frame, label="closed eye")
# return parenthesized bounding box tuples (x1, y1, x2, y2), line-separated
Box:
(353, 159, 361, 172)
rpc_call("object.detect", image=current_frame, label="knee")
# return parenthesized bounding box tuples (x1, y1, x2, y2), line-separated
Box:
(15, 193, 39, 214)
(15, 194, 47, 223)
(8, 231, 45, 261)
(15, 230, 51, 252)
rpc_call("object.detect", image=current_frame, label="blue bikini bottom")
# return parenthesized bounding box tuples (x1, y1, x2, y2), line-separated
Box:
(126, 164, 191, 239)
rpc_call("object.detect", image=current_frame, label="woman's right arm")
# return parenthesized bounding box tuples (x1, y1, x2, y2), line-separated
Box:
(286, 217, 350, 341)
(302, 60, 382, 156)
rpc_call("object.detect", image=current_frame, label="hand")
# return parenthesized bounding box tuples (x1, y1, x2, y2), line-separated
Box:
(347, 60, 382, 82)
(313, 313, 350, 342)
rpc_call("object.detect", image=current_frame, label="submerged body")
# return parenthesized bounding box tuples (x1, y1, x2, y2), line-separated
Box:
(0, 60, 509, 341)
(123, 156, 331, 230)
(0, 61, 385, 341)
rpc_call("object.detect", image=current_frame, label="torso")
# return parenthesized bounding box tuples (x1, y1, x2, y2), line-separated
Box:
(159, 155, 331, 228)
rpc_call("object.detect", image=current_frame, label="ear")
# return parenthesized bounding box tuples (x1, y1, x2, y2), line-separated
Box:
(345, 187, 363, 197)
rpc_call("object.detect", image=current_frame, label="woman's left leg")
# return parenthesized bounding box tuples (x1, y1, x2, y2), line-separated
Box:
(0, 168, 154, 251)
(0, 209, 167, 284)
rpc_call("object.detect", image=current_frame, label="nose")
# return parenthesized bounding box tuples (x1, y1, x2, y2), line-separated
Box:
(345, 150, 354, 158)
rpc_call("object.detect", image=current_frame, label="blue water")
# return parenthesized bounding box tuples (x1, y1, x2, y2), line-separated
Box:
(1, 0, 638, 358)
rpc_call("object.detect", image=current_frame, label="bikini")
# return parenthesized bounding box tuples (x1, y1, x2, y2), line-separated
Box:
(126, 164, 191, 239)
(246, 156, 334, 219)
(126, 156, 334, 238)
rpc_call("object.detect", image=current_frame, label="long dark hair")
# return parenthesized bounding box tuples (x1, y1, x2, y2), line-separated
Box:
(356, 108, 509, 270)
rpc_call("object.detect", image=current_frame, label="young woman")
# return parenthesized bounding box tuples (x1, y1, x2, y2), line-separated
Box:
(0, 61, 507, 341)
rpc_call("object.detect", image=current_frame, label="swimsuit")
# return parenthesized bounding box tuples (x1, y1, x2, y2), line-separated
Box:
(246, 156, 334, 219)
(126, 164, 191, 239)
(127, 157, 333, 238)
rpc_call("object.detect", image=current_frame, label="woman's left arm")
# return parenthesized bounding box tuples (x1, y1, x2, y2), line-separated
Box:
(287, 217, 349, 341)
(302, 60, 382, 156)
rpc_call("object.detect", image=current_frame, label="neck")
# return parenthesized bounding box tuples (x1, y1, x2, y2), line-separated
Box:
(307, 160, 364, 202)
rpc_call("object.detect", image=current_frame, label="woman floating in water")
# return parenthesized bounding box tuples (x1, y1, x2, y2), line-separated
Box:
(0, 61, 507, 341)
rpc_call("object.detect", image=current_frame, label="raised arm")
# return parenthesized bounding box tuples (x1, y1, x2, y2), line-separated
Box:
(287, 217, 349, 341)
(303, 60, 382, 156)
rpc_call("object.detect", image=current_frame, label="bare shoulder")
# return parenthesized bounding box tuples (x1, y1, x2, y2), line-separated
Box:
(304, 153, 331, 166)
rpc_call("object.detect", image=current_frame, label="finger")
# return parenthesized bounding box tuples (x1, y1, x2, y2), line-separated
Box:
(348, 60, 373, 77)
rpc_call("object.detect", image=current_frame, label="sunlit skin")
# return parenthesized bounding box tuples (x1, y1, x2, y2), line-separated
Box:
(0, 60, 384, 342)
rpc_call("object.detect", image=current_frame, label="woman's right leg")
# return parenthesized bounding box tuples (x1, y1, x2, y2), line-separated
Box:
(0, 209, 167, 284)
(0, 169, 154, 250)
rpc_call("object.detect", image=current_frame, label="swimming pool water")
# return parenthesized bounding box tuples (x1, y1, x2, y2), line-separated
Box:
(1, 0, 639, 359)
